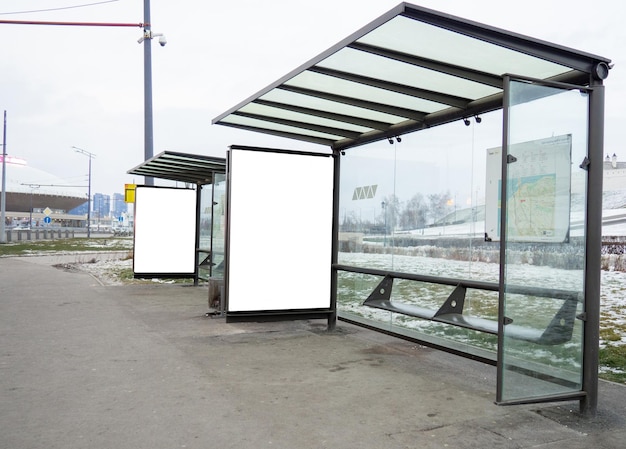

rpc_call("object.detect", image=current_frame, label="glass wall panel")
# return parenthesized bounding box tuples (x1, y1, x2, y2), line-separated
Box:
(499, 79, 588, 402)
(211, 174, 226, 279)
(197, 174, 226, 281)
(337, 111, 502, 358)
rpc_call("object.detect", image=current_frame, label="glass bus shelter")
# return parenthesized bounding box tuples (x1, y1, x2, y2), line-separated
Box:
(127, 151, 226, 285)
(213, 3, 611, 413)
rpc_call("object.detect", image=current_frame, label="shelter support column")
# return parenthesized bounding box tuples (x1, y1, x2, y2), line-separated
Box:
(194, 184, 202, 286)
(329, 149, 341, 331)
(581, 83, 605, 416)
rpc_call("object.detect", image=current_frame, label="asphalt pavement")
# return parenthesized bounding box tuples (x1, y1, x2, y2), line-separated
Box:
(1, 254, 626, 449)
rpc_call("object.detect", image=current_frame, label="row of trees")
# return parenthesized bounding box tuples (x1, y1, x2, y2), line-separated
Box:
(341, 191, 454, 233)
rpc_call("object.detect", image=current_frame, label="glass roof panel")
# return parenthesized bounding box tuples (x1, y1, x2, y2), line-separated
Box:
(359, 16, 573, 79)
(259, 90, 406, 124)
(213, 4, 608, 150)
(317, 47, 499, 100)
(285, 71, 449, 115)
(220, 115, 346, 140)
(239, 103, 373, 133)
(127, 151, 225, 184)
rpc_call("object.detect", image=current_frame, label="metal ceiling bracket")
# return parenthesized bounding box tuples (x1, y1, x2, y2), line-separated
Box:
(363, 275, 394, 305)
(579, 157, 591, 171)
(433, 284, 467, 317)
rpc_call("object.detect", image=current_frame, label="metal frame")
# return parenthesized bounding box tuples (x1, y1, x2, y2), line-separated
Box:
(127, 152, 226, 284)
(213, 3, 610, 152)
(223, 145, 335, 324)
(492, 74, 601, 411)
(213, 2, 610, 414)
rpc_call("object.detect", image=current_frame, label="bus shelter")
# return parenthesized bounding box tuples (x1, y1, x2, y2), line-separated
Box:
(127, 151, 226, 284)
(213, 3, 611, 413)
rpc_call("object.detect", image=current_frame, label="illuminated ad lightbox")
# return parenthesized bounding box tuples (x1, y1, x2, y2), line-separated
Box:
(485, 134, 572, 243)
(133, 186, 197, 277)
(226, 148, 334, 313)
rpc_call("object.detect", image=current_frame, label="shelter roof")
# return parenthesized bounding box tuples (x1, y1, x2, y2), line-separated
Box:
(213, 2, 611, 151)
(127, 151, 226, 185)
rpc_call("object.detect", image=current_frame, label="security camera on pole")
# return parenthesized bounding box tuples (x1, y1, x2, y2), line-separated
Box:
(138, 0, 167, 186)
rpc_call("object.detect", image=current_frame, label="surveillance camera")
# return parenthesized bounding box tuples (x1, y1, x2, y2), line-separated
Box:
(158, 35, 167, 47)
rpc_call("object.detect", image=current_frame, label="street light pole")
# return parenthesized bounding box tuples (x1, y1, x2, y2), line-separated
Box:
(143, 0, 154, 186)
(1, 110, 6, 244)
(72, 146, 96, 238)
(27, 185, 40, 228)
(0, 18, 161, 187)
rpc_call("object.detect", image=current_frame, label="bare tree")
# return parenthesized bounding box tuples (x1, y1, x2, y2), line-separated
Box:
(399, 193, 428, 230)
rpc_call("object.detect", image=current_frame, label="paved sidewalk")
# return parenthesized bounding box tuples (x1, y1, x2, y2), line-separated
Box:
(1, 255, 625, 449)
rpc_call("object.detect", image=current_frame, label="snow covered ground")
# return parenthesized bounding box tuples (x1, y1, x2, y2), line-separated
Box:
(63, 245, 626, 354)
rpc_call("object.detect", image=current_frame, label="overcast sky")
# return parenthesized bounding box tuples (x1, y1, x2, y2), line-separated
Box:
(1, 0, 624, 196)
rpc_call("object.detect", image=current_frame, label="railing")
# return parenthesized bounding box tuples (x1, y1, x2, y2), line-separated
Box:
(4, 229, 75, 242)
(334, 264, 581, 346)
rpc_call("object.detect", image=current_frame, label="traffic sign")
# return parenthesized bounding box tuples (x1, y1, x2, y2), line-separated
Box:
(43, 216, 51, 224)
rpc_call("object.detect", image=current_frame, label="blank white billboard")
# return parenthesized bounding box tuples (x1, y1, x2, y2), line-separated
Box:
(133, 186, 197, 276)
(227, 149, 334, 312)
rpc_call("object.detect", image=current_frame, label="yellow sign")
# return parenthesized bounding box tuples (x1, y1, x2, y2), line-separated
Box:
(43, 207, 52, 216)
(124, 184, 137, 203)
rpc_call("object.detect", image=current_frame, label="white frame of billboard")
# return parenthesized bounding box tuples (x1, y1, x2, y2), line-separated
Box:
(133, 186, 197, 277)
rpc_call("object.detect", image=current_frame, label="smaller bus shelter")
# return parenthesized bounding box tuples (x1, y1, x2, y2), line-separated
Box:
(212, 3, 611, 414)
(127, 151, 226, 285)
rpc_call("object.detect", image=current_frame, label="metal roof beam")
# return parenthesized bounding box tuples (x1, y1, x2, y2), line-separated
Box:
(309, 66, 471, 109)
(231, 111, 362, 139)
(334, 92, 504, 151)
(400, 6, 610, 74)
(217, 121, 337, 146)
(253, 99, 393, 131)
(278, 85, 427, 122)
(348, 42, 504, 89)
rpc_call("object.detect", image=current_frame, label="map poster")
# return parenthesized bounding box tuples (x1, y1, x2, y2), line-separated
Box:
(485, 134, 572, 243)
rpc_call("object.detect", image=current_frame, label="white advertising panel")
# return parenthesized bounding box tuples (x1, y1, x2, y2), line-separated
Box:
(133, 186, 197, 275)
(227, 149, 334, 312)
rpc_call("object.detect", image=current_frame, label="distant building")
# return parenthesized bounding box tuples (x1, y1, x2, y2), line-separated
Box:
(93, 193, 111, 218)
(603, 153, 626, 191)
(0, 156, 87, 228)
(1, 156, 130, 231)
(111, 193, 127, 217)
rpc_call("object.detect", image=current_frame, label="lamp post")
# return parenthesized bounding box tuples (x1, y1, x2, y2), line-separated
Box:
(138, 0, 166, 186)
(72, 146, 96, 238)
(20, 183, 41, 230)
(1, 111, 7, 244)
(381, 200, 387, 247)
(0, 15, 164, 187)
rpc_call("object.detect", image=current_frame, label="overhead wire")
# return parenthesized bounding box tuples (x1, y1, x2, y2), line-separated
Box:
(0, 1, 119, 16)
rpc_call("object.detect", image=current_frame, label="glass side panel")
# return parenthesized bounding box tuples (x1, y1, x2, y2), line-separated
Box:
(337, 110, 502, 359)
(498, 79, 588, 402)
(197, 175, 227, 281)
(211, 173, 226, 279)
(318, 47, 499, 100)
(198, 182, 213, 281)
(359, 16, 572, 80)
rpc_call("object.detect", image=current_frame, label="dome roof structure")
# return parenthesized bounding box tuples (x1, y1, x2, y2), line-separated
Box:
(1, 156, 87, 213)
